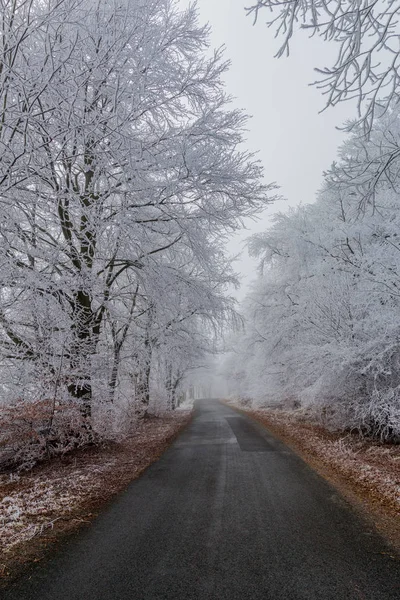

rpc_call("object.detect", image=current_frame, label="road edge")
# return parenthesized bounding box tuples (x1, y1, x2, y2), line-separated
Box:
(0, 410, 193, 585)
(224, 401, 400, 556)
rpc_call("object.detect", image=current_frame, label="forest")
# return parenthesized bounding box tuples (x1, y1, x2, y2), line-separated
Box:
(225, 104, 400, 442)
(225, 0, 400, 443)
(0, 0, 273, 470)
(1, 2, 399, 595)
(1, 0, 400, 476)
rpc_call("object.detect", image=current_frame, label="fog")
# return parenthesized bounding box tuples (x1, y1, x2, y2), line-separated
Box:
(181, 0, 356, 298)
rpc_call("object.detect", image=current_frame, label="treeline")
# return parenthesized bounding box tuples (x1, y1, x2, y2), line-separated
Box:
(0, 0, 270, 467)
(225, 105, 400, 442)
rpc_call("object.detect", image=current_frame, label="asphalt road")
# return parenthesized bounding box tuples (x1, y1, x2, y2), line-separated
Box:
(3, 399, 400, 600)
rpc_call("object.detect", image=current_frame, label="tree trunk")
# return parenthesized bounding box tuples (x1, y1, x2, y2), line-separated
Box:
(68, 289, 96, 420)
(135, 361, 151, 416)
(109, 344, 121, 403)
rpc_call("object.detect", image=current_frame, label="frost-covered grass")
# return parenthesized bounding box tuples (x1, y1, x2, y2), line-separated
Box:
(0, 472, 98, 551)
(0, 411, 191, 571)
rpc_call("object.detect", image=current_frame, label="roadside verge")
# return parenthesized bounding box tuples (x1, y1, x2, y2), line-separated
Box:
(226, 403, 400, 553)
(0, 410, 192, 582)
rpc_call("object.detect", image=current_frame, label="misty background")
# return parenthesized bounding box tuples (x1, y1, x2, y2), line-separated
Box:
(182, 0, 356, 299)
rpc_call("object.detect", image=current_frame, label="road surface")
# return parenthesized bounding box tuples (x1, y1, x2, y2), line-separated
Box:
(4, 399, 400, 599)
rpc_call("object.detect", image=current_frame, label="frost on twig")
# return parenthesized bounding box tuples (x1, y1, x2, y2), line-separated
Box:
(247, 1, 400, 134)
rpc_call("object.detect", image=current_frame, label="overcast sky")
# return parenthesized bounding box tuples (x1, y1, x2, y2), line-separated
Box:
(181, 0, 356, 299)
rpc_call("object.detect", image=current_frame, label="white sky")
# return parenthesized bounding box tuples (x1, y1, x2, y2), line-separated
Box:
(181, 0, 356, 299)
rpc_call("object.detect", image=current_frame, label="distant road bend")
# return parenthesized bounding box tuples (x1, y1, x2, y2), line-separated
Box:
(4, 399, 400, 600)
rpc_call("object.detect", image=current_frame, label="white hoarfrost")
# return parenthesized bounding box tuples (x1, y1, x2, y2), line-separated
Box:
(224, 103, 400, 442)
(248, 0, 400, 134)
(0, 412, 190, 555)
(0, 0, 272, 467)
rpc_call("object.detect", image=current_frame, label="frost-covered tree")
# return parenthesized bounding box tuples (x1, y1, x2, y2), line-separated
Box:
(246, 0, 400, 210)
(226, 102, 400, 441)
(0, 0, 273, 463)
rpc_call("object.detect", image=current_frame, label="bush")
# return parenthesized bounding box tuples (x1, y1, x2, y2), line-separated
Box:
(0, 399, 94, 471)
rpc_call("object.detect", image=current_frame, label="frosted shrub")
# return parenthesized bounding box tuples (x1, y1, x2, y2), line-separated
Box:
(355, 390, 400, 442)
(0, 399, 93, 471)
